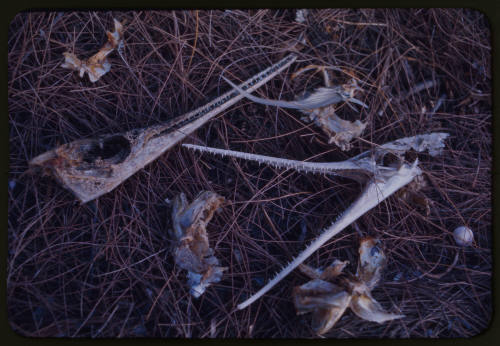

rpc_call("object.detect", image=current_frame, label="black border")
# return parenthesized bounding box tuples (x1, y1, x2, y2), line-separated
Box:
(3, 1, 497, 345)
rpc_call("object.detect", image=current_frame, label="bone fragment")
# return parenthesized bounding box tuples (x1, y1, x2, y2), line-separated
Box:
(222, 73, 368, 150)
(301, 105, 367, 151)
(61, 19, 125, 82)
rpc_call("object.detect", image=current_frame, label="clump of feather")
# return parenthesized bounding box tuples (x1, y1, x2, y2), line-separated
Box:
(293, 238, 404, 335)
(170, 191, 227, 298)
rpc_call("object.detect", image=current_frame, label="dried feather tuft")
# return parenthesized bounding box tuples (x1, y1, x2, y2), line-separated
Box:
(61, 18, 125, 82)
(170, 191, 227, 298)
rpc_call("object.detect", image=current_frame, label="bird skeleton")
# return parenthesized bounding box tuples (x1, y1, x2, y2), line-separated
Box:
(182, 132, 449, 309)
(29, 54, 297, 203)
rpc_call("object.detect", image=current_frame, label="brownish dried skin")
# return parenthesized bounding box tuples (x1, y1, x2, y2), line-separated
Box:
(293, 237, 404, 335)
(312, 301, 351, 335)
(61, 19, 124, 83)
(293, 279, 348, 313)
(349, 291, 405, 324)
(299, 260, 349, 281)
(396, 174, 431, 215)
(293, 278, 352, 335)
(170, 191, 227, 298)
(356, 237, 386, 289)
(320, 260, 349, 281)
(298, 263, 323, 279)
(29, 128, 157, 203)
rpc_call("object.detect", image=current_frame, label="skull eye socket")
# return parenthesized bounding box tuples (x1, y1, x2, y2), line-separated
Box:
(83, 135, 131, 164)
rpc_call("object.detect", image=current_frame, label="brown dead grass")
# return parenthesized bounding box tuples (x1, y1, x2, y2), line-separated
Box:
(8, 9, 491, 338)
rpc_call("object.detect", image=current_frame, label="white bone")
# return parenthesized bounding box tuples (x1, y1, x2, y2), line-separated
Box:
(182, 132, 449, 309)
(236, 161, 421, 309)
(30, 54, 297, 203)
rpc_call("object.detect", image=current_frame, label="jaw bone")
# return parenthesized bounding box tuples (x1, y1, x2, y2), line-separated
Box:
(182, 132, 449, 309)
(29, 54, 297, 203)
(221, 71, 369, 151)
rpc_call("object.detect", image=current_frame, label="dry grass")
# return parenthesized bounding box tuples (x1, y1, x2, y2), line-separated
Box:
(8, 9, 491, 338)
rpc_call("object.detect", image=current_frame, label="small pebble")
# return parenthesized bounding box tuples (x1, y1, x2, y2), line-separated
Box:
(453, 226, 473, 246)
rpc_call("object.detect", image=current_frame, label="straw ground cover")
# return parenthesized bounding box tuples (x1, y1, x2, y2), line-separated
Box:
(8, 9, 491, 337)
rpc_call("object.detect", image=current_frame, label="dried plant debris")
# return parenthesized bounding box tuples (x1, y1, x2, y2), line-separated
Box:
(61, 19, 125, 82)
(293, 238, 404, 335)
(29, 54, 297, 203)
(223, 65, 368, 151)
(170, 191, 227, 298)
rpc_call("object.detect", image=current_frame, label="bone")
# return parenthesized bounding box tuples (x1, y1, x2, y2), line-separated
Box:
(300, 105, 367, 151)
(61, 19, 125, 83)
(181, 132, 449, 309)
(29, 54, 297, 203)
(182, 143, 380, 178)
(236, 161, 422, 310)
(222, 75, 368, 111)
(223, 71, 369, 151)
(183, 132, 449, 179)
